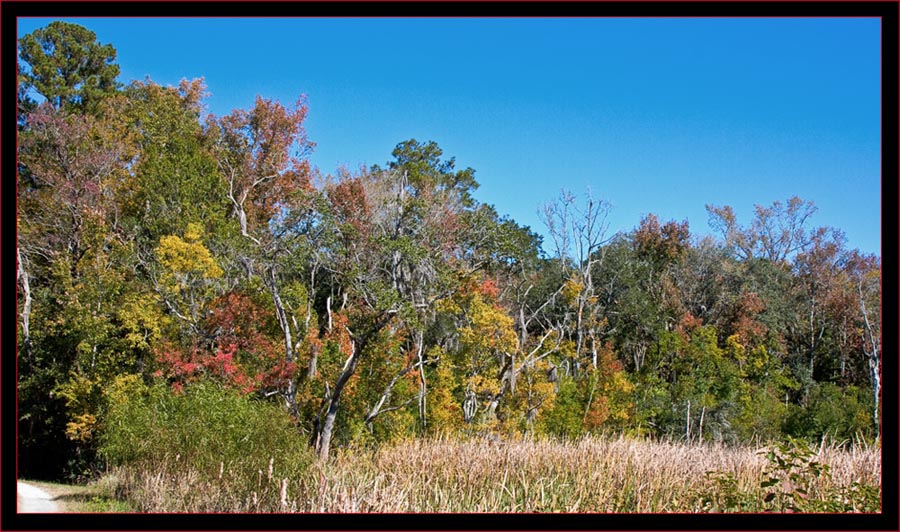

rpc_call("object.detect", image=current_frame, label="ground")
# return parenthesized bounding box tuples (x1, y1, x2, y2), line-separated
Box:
(16, 479, 126, 513)
(17, 481, 60, 513)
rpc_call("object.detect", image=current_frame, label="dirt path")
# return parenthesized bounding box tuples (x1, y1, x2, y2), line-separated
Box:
(16, 481, 60, 513)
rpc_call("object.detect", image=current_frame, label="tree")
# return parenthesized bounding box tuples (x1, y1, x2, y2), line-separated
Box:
(599, 214, 690, 375)
(539, 190, 613, 374)
(659, 321, 741, 443)
(153, 222, 225, 338)
(845, 251, 881, 437)
(449, 279, 519, 428)
(18, 102, 134, 281)
(308, 140, 499, 458)
(707, 196, 817, 264)
(117, 78, 227, 252)
(16, 93, 151, 478)
(793, 227, 848, 382)
(18, 21, 120, 115)
(208, 95, 316, 413)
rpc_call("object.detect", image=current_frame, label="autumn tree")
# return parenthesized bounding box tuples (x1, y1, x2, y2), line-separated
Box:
(305, 140, 482, 458)
(208, 95, 317, 413)
(539, 190, 613, 375)
(706, 196, 817, 264)
(793, 227, 849, 382)
(17, 107, 164, 479)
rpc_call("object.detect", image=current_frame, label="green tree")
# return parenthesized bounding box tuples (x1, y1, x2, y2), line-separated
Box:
(118, 78, 228, 252)
(18, 21, 120, 114)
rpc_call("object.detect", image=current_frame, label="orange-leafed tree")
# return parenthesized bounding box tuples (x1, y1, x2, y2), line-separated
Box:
(208, 95, 320, 414)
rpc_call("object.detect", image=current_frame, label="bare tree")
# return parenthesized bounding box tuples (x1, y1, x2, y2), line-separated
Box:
(540, 189, 613, 374)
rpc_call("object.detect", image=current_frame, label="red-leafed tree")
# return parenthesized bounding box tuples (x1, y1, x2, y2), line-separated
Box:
(208, 95, 319, 414)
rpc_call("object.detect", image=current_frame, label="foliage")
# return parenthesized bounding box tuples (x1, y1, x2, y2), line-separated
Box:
(100, 380, 313, 477)
(757, 437, 880, 513)
(16, 21, 882, 487)
(783, 383, 875, 443)
(18, 21, 120, 114)
(696, 437, 880, 513)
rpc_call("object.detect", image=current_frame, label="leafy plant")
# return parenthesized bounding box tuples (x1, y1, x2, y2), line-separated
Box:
(759, 436, 829, 512)
(698, 471, 751, 512)
(759, 437, 881, 513)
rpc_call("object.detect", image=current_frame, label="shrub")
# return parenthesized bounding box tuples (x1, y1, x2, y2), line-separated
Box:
(537, 378, 583, 439)
(99, 379, 313, 478)
(759, 436, 880, 513)
(783, 383, 875, 444)
(696, 436, 881, 513)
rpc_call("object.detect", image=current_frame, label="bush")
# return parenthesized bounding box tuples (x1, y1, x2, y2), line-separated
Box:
(696, 436, 881, 513)
(538, 378, 583, 439)
(732, 381, 788, 443)
(100, 379, 313, 479)
(783, 383, 875, 444)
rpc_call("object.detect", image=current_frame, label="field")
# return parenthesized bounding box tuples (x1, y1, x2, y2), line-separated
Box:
(105, 435, 880, 513)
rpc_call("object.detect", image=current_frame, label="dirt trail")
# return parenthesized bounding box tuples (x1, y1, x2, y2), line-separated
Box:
(16, 481, 60, 513)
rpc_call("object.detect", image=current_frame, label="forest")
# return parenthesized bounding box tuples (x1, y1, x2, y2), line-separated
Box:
(15, 22, 882, 512)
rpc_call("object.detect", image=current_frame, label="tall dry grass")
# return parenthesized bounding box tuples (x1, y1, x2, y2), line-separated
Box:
(110, 434, 880, 513)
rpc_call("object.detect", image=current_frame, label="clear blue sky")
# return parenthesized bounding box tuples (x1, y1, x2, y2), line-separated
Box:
(17, 17, 882, 256)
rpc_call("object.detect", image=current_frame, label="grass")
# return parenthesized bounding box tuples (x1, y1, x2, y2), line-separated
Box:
(101, 434, 881, 513)
(21, 477, 135, 513)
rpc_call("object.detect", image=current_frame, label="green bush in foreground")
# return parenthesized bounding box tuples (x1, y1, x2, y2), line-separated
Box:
(100, 377, 313, 482)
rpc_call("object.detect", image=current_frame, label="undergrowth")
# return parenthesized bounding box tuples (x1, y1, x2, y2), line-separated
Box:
(97, 381, 880, 513)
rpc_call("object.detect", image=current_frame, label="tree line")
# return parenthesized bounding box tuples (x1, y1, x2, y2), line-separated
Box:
(16, 22, 881, 480)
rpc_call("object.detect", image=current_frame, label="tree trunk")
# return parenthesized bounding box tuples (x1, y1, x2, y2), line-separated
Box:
(698, 406, 706, 443)
(508, 352, 516, 395)
(16, 247, 32, 356)
(858, 279, 880, 437)
(685, 400, 691, 442)
(306, 272, 318, 379)
(317, 348, 359, 461)
(266, 267, 296, 414)
(632, 343, 646, 373)
(307, 342, 319, 380)
(574, 297, 585, 377)
(316, 312, 394, 461)
(808, 303, 816, 377)
(365, 360, 417, 424)
(869, 355, 880, 438)
(415, 333, 428, 428)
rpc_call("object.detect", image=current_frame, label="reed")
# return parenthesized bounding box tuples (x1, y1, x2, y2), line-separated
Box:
(107, 434, 880, 513)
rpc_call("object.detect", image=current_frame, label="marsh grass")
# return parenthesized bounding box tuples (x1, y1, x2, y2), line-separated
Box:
(107, 434, 880, 513)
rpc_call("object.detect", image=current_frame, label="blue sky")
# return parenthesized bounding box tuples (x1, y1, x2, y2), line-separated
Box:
(17, 17, 882, 256)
